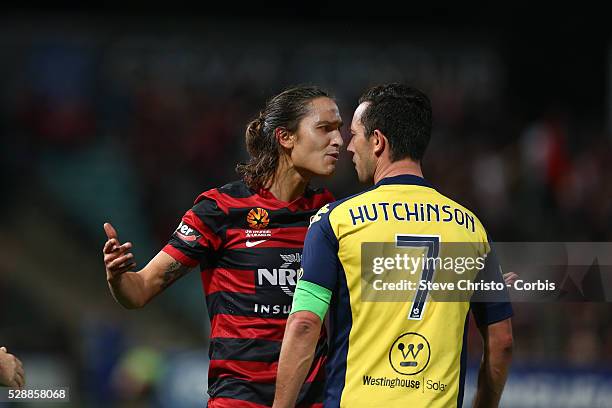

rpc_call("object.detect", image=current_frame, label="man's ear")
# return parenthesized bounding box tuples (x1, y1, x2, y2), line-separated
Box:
(371, 129, 386, 157)
(276, 127, 294, 149)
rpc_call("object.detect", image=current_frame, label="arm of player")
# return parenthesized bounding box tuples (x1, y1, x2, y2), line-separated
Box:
(273, 310, 323, 408)
(473, 318, 513, 408)
(273, 279, 332, 408)
(273, 204, 338, 407)
(0, 347, 25, 388)
(103, 222, 191, 309)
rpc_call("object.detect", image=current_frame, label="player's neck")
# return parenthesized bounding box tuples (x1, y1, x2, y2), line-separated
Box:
(373, 159, 423, 184)
(266, 160, 308, 203)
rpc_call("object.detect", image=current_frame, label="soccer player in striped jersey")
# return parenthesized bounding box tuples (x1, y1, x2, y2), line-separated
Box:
(103, 86, 343, 407)
(274, 84, 513, 408)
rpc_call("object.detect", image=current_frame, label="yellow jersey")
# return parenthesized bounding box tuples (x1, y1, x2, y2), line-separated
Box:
(300, 174, 512, 408)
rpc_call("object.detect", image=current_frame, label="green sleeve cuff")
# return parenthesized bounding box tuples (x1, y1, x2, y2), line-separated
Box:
(290, 280, 332, 321)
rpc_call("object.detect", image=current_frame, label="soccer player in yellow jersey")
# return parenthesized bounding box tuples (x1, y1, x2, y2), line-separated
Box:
(273, 84, 513, 408)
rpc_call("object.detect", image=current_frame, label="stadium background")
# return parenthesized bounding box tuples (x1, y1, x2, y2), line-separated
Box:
(1, 5, 611, 407)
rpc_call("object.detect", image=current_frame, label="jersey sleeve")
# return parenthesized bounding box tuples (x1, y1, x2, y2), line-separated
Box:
(470, 243, 513, 326)
(290, 204, 340, 319)
(162, 195, 224, 267)
(299, 204, 340, 290)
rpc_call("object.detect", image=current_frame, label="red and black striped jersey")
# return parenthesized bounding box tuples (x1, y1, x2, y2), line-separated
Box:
(162, 180, 334, 408)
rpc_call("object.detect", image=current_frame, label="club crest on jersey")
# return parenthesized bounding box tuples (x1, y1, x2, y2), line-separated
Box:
(309, 204, 330, 227)
(175, 221, 201, 246)
(247, 207, 270, 230)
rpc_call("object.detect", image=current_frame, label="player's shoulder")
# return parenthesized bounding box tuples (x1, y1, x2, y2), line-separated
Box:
(433, 190, 488, 237)
(310, 185, 378, 226)
(328, 184, 380, 213)
(194, 179, 252, 203)
(197, 180, 252, 202)
(189, 180, 253, 215)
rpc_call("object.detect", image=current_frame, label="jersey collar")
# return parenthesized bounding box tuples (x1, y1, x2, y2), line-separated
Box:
(256, 185, 317, 211)
(375, 174, 434, 188)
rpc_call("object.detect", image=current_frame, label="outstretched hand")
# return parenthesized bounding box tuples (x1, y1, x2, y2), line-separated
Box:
(0, 347, 24, 388)
(103, 222, 137, 282)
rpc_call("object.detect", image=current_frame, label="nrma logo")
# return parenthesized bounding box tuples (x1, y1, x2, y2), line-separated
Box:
(257, 253, 302, 296)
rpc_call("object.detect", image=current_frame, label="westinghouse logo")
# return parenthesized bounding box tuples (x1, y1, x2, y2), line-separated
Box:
(389, 332, 431, 375)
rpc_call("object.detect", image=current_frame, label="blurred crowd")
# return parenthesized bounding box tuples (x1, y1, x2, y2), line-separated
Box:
(0, 17, 611, 406)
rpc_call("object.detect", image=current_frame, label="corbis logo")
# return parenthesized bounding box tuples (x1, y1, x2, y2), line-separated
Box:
(247, 208, 270, 230)
(388, 332, 431, 375)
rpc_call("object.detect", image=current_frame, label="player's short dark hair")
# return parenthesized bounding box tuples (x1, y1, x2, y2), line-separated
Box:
(237, 86, 332, 190)
(358, 84, 432, 162)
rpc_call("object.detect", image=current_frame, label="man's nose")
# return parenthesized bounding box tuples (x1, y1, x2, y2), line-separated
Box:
(332, 130, 344, 147)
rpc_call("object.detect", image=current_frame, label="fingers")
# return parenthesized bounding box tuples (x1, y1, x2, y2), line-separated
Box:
(104, 222, 118, 240)
(103, 228, 136, 280)
(103, 240, 132, 255)
(15, 361, 25, 388)
(107, 253, 134, 270)
(103, 238, 119, 254)
(105, 254, 135, 277)
(15, 357, 23, 373)
(117, 242, 132, 252)
(504, 272, 519, 285)
(1, 354, 24, 388)
(108, 257, 136, 273)
(114, 262, 137, 276)
(106, 255, 136, 279)
(106, 262, 137, 282)
(103, 223, 121, 255)
(104, 243, 132, 262)
(0, 346, 6, 353)
(10, 375, 23, 388)
(14, 369, 25, 388)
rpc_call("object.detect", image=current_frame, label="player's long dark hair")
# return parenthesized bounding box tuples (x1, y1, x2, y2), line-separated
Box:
(237, 86, 332, 191)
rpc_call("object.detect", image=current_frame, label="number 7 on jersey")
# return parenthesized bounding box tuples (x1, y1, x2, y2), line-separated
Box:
(395, 235, 440, 320)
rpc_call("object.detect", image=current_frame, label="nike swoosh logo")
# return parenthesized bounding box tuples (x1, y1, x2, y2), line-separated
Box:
(245, 240, 267, 247)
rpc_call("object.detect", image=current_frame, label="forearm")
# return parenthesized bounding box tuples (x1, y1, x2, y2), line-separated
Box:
(273, 313, 321, 408)
(106, 251, 190, 309)
(473, 346, 512, 408)
(108, 271, 148, 309)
